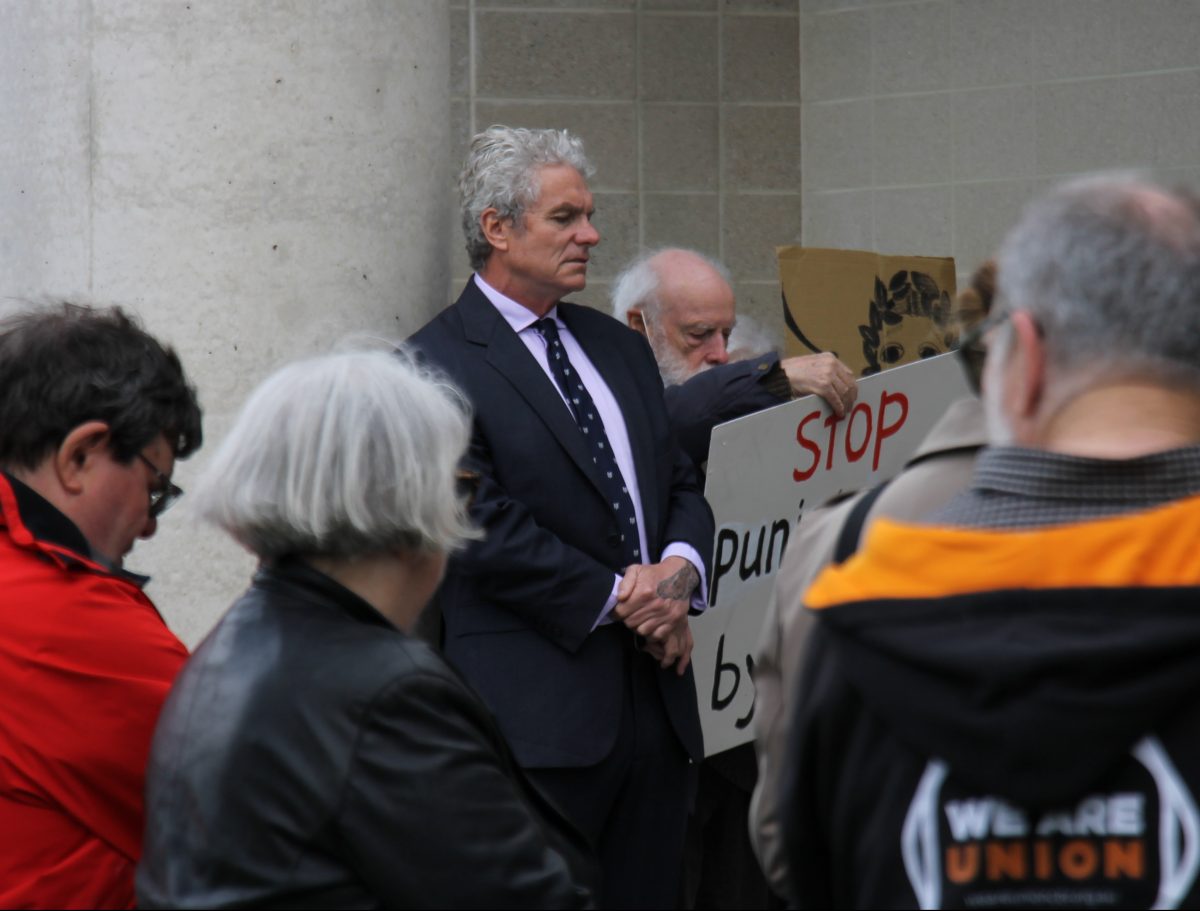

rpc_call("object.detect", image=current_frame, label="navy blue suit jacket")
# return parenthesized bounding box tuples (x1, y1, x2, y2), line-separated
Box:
(664, 353, 788, 473)
(409, 279, 714, 768)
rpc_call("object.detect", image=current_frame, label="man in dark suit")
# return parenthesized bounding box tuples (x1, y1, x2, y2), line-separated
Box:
(409, 126, 714, 909)
(611, 248, 856, 909)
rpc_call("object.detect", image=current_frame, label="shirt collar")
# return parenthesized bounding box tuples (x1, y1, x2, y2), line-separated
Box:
(474, 273, 561, 335)
(972, 445, 1200, 503)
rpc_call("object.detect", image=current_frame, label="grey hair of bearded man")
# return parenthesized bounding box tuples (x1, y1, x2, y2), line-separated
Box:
(194, 349, 481, 560)
(610, 247, 733, 329)
(459, 125, 595, 271)
(996, 171, 1200, 400)
(726, 315, 781, 361)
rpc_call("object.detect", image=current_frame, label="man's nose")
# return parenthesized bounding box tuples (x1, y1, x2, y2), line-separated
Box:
(576, 216, 600, 247)
(705, 335, 730, 365)
(141, 514, 158, 540)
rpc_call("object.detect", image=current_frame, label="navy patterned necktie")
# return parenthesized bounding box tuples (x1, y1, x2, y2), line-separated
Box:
(535, 318, 641, 568)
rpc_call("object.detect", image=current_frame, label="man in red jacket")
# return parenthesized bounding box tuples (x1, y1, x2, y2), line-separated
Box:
(0, 304, 202, 909)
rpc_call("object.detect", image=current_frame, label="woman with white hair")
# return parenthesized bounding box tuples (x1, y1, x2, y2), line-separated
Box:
(135, 350, 595, 909)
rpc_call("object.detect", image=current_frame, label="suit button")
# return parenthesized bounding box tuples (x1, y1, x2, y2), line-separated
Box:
(606, 533, 620, 549)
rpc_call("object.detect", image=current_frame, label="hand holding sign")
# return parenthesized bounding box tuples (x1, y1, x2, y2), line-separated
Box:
(693, 352, 973, 756)
(781, 352, 858, 417)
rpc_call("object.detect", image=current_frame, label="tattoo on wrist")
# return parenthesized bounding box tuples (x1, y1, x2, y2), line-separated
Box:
(657, 564, 699, 601)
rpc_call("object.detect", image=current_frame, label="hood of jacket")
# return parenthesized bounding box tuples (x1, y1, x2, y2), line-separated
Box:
(804, 492, 1200, 809)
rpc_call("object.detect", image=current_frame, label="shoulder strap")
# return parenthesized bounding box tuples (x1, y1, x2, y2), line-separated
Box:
(833, 480, 892, 564)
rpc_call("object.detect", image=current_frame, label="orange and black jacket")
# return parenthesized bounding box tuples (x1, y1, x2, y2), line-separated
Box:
(783, 494, 1200, 909)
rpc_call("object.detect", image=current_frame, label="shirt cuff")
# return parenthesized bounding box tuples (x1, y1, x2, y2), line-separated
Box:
(661, 542, 709, 614)
(593, 575, 622, 631)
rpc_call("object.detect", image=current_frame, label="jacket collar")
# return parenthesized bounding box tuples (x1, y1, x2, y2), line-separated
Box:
(453, 277, 662, 541)
(1, 471, 92, 557)
(255, 556, 398, 632)
(0, 471, 151, 587)
(456, 278, 617, 498)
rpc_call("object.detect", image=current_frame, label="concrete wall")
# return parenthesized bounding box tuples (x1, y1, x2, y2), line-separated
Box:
(800, 0, 1200, 281)
(450, 0, 804, 328)
(6, 0, 1198, 645)
(0, 1, 451, 646)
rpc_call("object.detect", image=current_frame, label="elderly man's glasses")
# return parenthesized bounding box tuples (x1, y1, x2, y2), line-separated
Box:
(955, 310, 1011, 395)
(137, 452, 183, 518)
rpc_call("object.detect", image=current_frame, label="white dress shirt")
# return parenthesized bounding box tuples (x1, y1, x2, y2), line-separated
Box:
(475, 274, 709, 627)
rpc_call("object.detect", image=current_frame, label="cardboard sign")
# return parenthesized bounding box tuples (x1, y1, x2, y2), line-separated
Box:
(692, 352, 972, 756)
(779, 247, 958, 377)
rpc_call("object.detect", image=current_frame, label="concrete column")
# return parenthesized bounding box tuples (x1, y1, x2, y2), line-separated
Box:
(1, 1, 451, 645)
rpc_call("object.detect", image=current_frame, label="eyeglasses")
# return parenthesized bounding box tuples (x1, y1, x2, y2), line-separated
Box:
(955, 309, 1011, 395)
(137, 452, 183, 518)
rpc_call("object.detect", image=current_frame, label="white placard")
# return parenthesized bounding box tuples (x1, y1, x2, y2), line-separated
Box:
(693, 352, 972, 756)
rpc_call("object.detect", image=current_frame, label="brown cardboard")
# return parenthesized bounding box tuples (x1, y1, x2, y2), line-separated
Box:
(777, 246, 958, 377)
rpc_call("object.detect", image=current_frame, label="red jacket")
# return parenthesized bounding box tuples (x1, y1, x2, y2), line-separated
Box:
(0, 472, 188, 909)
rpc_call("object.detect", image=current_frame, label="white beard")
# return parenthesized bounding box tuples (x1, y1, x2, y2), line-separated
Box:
(648, 331, 708, 387)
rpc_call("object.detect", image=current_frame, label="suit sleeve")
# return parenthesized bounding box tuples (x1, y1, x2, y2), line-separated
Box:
(342, 671, 596, 909)
(661, 437, 716, 583)
(626, 330, 715, 578)
(456, 426, 625, 652)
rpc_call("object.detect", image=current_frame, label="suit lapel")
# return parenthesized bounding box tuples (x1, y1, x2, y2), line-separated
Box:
(457, 282, 610, 496)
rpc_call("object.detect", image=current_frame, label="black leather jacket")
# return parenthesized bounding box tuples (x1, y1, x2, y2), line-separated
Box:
(136, 558, 596, 909)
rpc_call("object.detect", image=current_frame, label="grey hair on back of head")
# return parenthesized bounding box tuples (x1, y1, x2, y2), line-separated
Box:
(997, 171, 1200, 392)
(610, 248, 733, 327)
(459, 125, 595, 271)
(194, 348, 481, 560)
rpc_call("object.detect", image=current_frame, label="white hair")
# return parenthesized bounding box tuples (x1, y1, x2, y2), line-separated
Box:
(459, 125, 595, 271)
(610, 248, 733, 327)
(194, 349, 480, 559)
(726, 315, 780, 360)
(997, 172, 1200, 395)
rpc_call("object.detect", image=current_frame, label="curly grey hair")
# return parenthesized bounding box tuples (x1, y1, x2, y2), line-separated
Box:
(997, 172, 1200, 395)
(459, 125, 595, 271)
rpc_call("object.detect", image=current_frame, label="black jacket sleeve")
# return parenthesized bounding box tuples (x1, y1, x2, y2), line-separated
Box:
(664, 354, 790, 469)
(342, 670, 597, 909)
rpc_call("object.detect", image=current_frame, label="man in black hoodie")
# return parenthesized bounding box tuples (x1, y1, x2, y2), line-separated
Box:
(782, 174, 1200, 910)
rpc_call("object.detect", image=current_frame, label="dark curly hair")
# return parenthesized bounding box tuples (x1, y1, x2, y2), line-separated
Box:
(0, 303, 203, 471)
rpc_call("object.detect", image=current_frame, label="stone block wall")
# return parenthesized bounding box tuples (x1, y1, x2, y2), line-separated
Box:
(1, 1, 451, 645)
(800, 0, 1200, 282)
(450, 0, 805, 329)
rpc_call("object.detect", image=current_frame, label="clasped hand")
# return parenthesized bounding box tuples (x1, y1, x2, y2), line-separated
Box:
(613, 556, 698, 676)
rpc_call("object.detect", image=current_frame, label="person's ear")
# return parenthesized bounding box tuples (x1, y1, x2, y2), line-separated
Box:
(479, 208, 512, 255)
(627, 307, 647, 336)
(54, 421, 112, 494)
(1008, 310, 1046, 421)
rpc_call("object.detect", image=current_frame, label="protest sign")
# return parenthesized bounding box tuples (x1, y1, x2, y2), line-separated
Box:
(692, 352, 972, 756)
(778, 247, 958, 377)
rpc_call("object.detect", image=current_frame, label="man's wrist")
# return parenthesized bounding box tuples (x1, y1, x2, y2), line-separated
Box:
(656, 558, 698, 601)
(760, 358, 792, 401)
